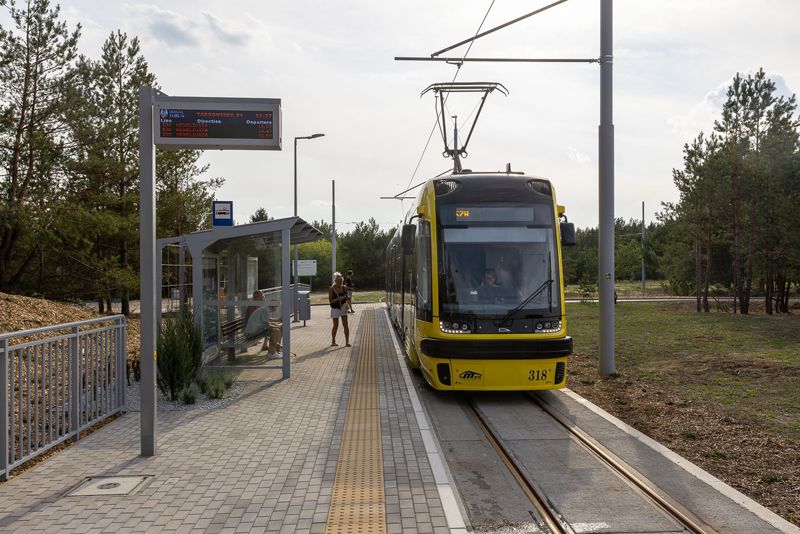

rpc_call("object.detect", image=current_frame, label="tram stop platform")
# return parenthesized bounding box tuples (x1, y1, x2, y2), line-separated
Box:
(0, 304, 797, 533)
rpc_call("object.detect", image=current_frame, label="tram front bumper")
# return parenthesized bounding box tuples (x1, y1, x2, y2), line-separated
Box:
(418, 337, 571, 391)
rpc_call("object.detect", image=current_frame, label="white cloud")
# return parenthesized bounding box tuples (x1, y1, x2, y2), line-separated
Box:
(667, 71, 797, 142)
(202, 12, 249, 47)
(123, 4, 256, 49)
(566, 146, 591, 165)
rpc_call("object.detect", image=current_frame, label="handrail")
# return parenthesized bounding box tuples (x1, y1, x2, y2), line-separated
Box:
(1, 316, 127, 480)
(0, 314, 125, 343)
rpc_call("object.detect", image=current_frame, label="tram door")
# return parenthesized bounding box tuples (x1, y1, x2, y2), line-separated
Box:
(404, 229, 416, 351)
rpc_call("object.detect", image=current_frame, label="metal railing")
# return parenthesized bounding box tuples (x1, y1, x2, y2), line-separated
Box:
(1, 316, 126, 480)
(259, 283, 310, 317)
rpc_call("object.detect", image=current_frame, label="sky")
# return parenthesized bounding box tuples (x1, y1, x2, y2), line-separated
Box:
(5, 1, 800, 230)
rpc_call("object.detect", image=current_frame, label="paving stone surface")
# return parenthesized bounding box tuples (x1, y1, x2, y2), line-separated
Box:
(0, 304, 447, 533)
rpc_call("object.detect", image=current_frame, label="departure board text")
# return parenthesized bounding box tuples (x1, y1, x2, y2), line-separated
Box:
(159, 109, 273, 140)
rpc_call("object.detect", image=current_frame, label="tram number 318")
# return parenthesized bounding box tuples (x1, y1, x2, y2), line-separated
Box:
(528, 369, 549, 382)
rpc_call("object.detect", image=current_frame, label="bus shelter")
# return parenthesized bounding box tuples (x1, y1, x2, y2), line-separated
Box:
(157, 217, 322, 378)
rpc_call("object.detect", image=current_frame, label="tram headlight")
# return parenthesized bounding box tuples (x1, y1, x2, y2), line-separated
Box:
(535, 319, 562, 333)
(440, 319, 471, 334)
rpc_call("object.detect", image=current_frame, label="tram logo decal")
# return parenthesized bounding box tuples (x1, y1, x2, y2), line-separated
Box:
(459, 370, 483, 380)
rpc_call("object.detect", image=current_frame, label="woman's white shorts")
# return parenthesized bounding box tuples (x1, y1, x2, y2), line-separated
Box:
(330, 308, 346, 319)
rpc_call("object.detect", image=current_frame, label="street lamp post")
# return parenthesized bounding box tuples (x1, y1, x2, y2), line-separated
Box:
(293, 133, 325, 322)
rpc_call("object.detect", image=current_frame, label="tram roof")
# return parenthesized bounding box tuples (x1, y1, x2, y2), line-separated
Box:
(440, 171, 550, 182)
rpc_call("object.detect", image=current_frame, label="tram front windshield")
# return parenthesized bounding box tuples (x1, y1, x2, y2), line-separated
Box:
(438, 204, 560, 318)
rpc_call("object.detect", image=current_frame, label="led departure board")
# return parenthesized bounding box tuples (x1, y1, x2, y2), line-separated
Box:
(153, 96, 281, 150)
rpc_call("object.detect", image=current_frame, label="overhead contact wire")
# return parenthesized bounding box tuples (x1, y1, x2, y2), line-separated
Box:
(404, 0, 496, 190)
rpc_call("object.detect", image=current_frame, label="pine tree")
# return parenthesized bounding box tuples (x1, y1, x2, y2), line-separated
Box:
(0, 0, 80, 291)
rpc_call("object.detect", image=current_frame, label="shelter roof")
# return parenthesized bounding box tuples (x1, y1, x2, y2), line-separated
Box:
(157, 216, 323, 251)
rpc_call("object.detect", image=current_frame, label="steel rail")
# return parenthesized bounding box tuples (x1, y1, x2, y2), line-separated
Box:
(528, 392, 718, 534)
(464, 399, 571, 534)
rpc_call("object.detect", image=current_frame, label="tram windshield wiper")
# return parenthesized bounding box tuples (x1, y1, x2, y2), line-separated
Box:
(499, 279, 553, 325)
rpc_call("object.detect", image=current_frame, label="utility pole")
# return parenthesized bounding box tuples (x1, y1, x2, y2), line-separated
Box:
(641, 201, 646, 295)
(598, 0, 615, 376)
(331, 180, 337, 278)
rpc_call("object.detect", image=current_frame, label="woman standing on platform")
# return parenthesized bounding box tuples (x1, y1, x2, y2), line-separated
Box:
(329, 272, 351, 347)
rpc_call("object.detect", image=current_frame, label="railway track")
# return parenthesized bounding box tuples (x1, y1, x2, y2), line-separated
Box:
(464, 392, 719, 534)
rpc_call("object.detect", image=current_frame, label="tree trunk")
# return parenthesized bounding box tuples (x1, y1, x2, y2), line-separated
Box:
(731, 257, 738, 314)
(765, 265, 773, 315)
(695, 238, 702, 312)
(732, 211, 742, 314)
(98, 297, 105, 313)
(703, 237, 711, 312)
(782, 279, 791, 313)
(774, 273, 785, 314)
(37, 244, 44, 294)
(741, 209, 756, 315)
(121, 234, 130, 315)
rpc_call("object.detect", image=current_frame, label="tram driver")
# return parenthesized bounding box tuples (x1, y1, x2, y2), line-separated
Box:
(477, 268, 520, 304)
(481, 269, 500, 287)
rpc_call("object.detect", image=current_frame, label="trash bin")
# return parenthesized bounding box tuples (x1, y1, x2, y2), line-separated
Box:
(298, 290, 311, 321)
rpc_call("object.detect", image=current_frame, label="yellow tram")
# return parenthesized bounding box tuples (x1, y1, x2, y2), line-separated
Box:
(386, 172, 576, 391)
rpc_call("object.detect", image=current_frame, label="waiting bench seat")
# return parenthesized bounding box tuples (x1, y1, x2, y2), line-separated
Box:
(219, 317, 254, 361)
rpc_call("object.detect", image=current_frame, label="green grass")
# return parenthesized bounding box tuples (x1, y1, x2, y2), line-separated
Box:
(565, 279, 668, 298)
(760, 473, 786, 484)
(566, 301, 800, 438)
(310, 290, 385, 305)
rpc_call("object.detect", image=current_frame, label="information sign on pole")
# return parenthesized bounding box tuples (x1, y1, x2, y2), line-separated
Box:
(293, 259, 317, 277)
(153, 95, 281, 151)
(212, 201, 234, 227)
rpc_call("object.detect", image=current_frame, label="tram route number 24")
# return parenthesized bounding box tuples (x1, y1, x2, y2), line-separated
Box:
(528, 369, 549, 382)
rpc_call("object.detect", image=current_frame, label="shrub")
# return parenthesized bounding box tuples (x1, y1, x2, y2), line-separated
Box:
(199, 371, 235, 400)
(181, 383, 199, 405)
(157, 304, 203, 401)
(578, 277, 597, 303)
(223, 374, 236, 389)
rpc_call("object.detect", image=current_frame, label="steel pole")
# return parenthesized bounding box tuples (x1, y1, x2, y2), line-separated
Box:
(332, 180, 337, 278)
(293, 138, 299, 322)
(138, 86, 156, 455)
(1, 339, 7, 481)
(642, 201, 646, 295)
(598, 0, 615, 376)
(281, 228, 291, 378)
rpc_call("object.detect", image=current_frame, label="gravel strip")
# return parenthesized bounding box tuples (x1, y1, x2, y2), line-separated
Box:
(125, 379, 250, 412)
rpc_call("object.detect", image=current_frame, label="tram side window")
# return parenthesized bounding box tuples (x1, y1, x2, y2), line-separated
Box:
(416, 220, 433, 322)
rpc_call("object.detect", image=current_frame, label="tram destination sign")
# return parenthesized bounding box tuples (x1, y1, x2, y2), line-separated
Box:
(153, 95, 281, 150)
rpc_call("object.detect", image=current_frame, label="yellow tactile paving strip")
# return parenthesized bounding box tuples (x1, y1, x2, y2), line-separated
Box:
(325, 311, 386, 534)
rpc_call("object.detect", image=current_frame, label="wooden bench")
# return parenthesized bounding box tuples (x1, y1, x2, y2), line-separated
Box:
(219, 317, 251, 361)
